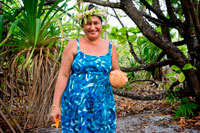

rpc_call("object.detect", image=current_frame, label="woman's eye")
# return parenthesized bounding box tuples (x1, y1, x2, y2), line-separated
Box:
(86, 23, 91, 25)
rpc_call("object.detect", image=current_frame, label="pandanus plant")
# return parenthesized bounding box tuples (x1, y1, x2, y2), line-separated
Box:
(0, 0, 70, 129)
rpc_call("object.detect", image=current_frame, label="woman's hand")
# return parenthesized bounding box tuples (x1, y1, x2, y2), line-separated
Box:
(109, 70, 128, 88)
(50, 106, 61, 122)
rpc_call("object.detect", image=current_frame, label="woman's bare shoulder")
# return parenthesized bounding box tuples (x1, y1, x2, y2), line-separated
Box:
(63, 39, 77, 56)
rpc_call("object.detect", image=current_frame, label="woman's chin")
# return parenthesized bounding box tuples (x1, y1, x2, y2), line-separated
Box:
(87, 35, 100, 40)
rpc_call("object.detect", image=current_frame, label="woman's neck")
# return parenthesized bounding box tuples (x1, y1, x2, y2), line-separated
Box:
(83, 36, 102, 45)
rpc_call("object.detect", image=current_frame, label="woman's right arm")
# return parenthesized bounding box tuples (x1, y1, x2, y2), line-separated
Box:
(50, 39, 77, 122)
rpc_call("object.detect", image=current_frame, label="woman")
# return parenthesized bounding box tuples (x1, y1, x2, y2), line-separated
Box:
(50, 4, 121, 132)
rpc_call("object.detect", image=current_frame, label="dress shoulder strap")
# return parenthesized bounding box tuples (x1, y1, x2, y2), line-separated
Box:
(108, 41, 112, 53)
(75, 38, 80, 51)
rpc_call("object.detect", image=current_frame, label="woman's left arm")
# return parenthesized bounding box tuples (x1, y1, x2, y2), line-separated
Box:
(111, 45, 120, 70)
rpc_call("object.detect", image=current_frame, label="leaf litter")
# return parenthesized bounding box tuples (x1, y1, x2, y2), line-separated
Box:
(1, 81, 200, 132)
(115, 82, 200, 132)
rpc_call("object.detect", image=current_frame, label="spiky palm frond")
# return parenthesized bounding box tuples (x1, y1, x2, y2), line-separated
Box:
(0, 0, 73, 129)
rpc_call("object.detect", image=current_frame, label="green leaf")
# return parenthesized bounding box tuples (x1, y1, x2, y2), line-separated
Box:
(0, 49, 12, 56)
(171, 65, 180, 71)
(23, 48, 34, 69)
(128, 35, 137, 43)
(182, 63, 193, 70)
(0, 18, 22, 47)
(181, 97, 189, 103)
(37, 0, 45, 17)
(119, 27, 127, 35)
(178, 72, 185, 82)
(166, 71, 176, 77)
(182, 63, 197, 70)
(136, 27, 140, 32)
(128, 27, 135, 33)
(34, 18, 41, 47)
(48, 2, 67, 24)
(41, 0, 62, 26)
(169, 77, 176, 82)
(0, 15, 3, 42)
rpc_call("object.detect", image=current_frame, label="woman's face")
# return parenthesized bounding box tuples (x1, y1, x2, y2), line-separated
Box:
(83, 16, 102, 40)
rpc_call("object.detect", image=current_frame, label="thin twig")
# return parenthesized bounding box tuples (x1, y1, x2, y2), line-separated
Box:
(0, 99, 23, 133)
(0, 109, 16, 133)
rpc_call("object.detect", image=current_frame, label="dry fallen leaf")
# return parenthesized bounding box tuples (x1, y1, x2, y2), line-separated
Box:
(195, 121, 200, 126)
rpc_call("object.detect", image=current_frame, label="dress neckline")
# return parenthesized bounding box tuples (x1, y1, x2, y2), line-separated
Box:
(79, 50, 110, 57)
(75, 38, 112, 57)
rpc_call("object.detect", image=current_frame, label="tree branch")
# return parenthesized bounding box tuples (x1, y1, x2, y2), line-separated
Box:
(0, 99, 23, 133)
(121, 0, 189, 66)
(143, 13, 166, 26)
(113, 81, 193, 100)
(165, 0, 177, 21)
(112, 8, 143, 64)
(173, 40, 186, 46)
(113, 87, 168, 100)
(187, 0, 200, 42)
(199, 1, 200, 23)
(154, 51, 165, 62)
(130, 79, 159, 88)
(82, 0, 121, 8)
(120, 59, 174, 72)
(140, 0, 169, 22)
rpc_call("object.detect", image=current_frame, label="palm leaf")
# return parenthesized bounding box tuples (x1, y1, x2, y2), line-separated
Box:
(37, 0, 45, 18)
(41, 0, 62, 26)
(34, 18, 41, 47)
(23, 48, 35, 69)
(0, 15, 3, 42)
(48, 2, 67, 22)
(0, 18, 22, 46)
(0, 49, 13, 56)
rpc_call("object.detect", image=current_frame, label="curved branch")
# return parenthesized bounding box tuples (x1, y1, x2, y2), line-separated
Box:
(130, 79, 159, 88)
(113, 81, 193, 100)
(113, 87, 168, 100)
(121, 59, 174, 72)
(82, 0, 121, 8)
(143, 14, 167, 26)
(140, 0, 169, 22)
(169, 81, 180, 91)
(154, 51, 165, 62)
(153, 40, 186, 63)
(44, 0, 62, 5)
(173, 40, 186, 46)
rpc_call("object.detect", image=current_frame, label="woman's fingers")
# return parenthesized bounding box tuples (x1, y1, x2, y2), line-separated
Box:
(50, 108, 61, 122)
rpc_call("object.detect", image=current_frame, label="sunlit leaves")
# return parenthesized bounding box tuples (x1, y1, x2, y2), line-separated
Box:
(119, 27, 127, 35)
(167, 63, 196, 83)
(128, 27, 135, 33)
(171, 65, 181, 71)
(128, 35, 137, 43)
(182, 63, 197, 70)
(178, 72, 185, 82)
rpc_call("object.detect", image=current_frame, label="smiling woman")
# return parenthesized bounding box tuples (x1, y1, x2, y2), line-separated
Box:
(82, 16, 102, 41)
(50, 3, 127, 133)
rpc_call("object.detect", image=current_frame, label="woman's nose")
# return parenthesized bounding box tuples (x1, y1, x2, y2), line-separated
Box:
(90, 24, 95, 29)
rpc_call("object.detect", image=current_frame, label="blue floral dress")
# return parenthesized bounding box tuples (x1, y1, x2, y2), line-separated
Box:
(61, 39, 116, 133)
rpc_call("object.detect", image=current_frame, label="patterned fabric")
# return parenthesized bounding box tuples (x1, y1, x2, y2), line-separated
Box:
(61, 39, 116, 133)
